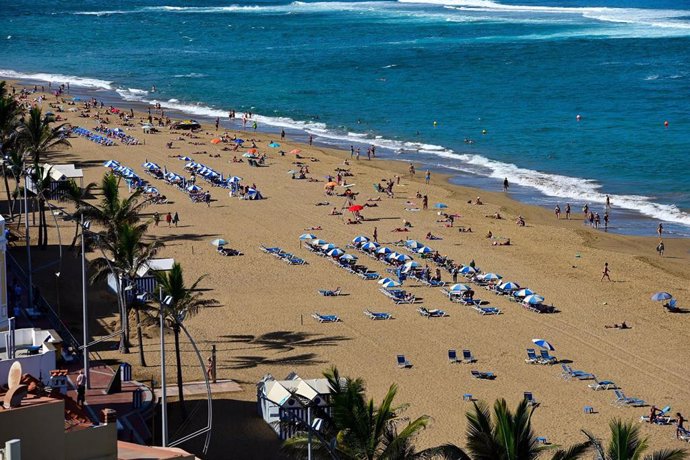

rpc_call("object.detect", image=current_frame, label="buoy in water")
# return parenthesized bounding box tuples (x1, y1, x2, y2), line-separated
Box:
(433, 121, 438, 127)
(664, 120, 669, 127)
(481, 129, 487, 135)
(576, 114, 581, 121)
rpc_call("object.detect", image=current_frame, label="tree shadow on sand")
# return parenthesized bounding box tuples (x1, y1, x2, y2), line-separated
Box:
(219, 330, 350, 353)
(221, 352, 327, 370)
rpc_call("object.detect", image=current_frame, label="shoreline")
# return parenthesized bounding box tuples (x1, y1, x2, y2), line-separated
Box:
(5, 69, 690, 238)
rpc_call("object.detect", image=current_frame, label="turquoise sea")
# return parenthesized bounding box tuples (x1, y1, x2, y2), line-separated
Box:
(2, 0, 690, 235)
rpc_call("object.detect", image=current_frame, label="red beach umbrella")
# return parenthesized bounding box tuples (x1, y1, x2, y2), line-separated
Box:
(348, 205, 364, 212)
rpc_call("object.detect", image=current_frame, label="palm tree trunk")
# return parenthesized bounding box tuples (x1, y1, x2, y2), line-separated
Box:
(39, 197, 48, 249)
(117, 282, 130, 354)
(135, 307, 147, 367)
(2, 164, 14, 221)
(37, 198, 44, 249)
(173, 324, 186, 415)
(70, 222, 80, 249)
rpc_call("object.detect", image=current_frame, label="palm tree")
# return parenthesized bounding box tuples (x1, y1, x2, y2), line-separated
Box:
(28, 163, 54, 249)
(583, 419, 687, 460)
(0, 81, 24, 219)
(89, 223, 162, 357)
(16, 106, 70, 248)
(60, 179, 96, 249)
(282, 366, 462, 459)
(154, 263, 214, 412)
(454, 398, 591, 460)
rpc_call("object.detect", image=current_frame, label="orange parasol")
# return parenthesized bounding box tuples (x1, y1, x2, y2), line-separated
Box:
(211, 138, 222, 144)
(325, 181, 338, 188)
(247, 148, 258, 154)
(290, 149, 302, 154)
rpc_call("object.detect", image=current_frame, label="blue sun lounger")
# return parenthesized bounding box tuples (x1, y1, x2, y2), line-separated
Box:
(473, 305, 501, 315)
(363, 309, 392, 320)
(560, 364, 594, 380)
(471, 370, 496, 380)
(525, 349, 540, 364)
(417, 307, 447, 318)
(539, 349, 558, 365)
(448, 349, 459, 363)
(318, 288, 342, 296)
(312, 312, 340, 323)
(612, 390, 645, 407)
(640, 406, 672, 424)
(524, 392, 539, 407)
(462, 349, 477, 363)
(397, 354, 412, 368)
(588, 376, 617, 391)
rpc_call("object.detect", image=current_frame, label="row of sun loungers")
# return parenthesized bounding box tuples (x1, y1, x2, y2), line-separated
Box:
(94, 125, 140, 145)
(260, 245, 307, 265)
(525, 348, 557, 365)
(72, 126, 115, 146)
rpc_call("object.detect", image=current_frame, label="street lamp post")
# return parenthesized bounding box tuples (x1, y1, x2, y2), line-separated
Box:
(80, 216, 90, 389)
(160, 289, 172, 447)
(23, 174, 33, 310)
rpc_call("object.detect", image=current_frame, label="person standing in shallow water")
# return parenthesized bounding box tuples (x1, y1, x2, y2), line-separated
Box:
(503, 177, 509, 192)
(425, 170, 431, 185)
(565, 203, 571, 220)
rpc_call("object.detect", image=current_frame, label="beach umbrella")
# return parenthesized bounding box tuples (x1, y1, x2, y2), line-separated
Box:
(380, 279, 401, 288)
(290, 149, 302, 155)
(499, 281, 520, 291)
(325, 181, 338, 188)
(210, 239, 228, 247)
(180, 156, 192, 161)
(348, 205, 364, 212)
(187, 184, 202, 192)
(228, 176, 243, 183)
(434, 203, 448, 209)
(268, 142, 280, 148)
(352, 236, 369, 244)
(321, 243, 337, 251)
(242, 153, 257, 159)
(361, 242, 380, 251)
(340, 254, 358, 261)
(514, 288, 534, 298)
(651, 292, 673, 302)
(459, 266, 477, 275)
(417, 247, 433, 254)
(185, 162, 198, 169)
(310, 239, 327, 246)
(327, 248, 344, 257)
(376, 247, 392, 254)
(299, 233, 317, 240)
(482, 273, 502, 281)
(523, 294, 545, 305)
(532, 339, 555, 351)
(287, 170, 297, 175)
(449, 283, 470, 292)
(390, 253, 411, 262)
(405, 240, 425, 249)
(143, 186, 158, 194)
(404, 261, 421, 269)
(378, 278, 395, 285)
(247, 148, 258, 154)
(234, 139, 244, 144)
(103, 160, 119, 168)
(211, 138, 222, 144)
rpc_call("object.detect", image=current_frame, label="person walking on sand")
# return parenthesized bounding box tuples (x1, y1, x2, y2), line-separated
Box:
(409, 164, 416, 177)
(373, 226, 378, 243)
(281, 129, 286, 140)
(554, 204, 561, 219)
(76, 370, 86, 406)
(173, 211, 180, 227)
(425, 170, 431, 185)
(676, 413, 686, 439)
(165, 212, 172, 227)
(422, 195, 428, 210)
(154, 211, 160, 227)
(565, 203, 571, 220)
(601, 262, 611, 282)
(350, 145, 354, 159)
(503, 177, 509, 192)
(657, 240, 665, 256)
(215, 117, 219, 131)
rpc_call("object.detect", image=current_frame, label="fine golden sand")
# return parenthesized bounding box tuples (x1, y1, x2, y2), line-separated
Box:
(13, 85, 690, 458)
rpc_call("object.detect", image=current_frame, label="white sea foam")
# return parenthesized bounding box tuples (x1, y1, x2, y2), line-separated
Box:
(0, 69, 113, 89)
(173, 73, 207, 78)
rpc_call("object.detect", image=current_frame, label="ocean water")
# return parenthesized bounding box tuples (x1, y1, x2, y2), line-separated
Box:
(2, 0, 690, 236)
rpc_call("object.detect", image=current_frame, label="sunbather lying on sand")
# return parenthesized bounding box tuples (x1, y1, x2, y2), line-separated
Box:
(392, 227, 410, 232)
(367, 197, 382, 201)
(330, 208, 342, 215)
(346, 218, 362, 225)
(315, 202, 330, 206)
(605, 321, 630, 329)
(492, 238, 511, 246)
(458, 227, 472, 233)
(486, 212, 503, 219)
(305, 226, 322, 230)
(426, 232, 442, 240)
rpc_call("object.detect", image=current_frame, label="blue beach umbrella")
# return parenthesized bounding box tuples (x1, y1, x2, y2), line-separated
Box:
(532, 339, 555, 351)
(404, 261, 421, 269)
(310, 239, 327, 246)
(103, 160, 119, 168)
(460, 266, 477, 275)
(406, 240, 424, 249)
(321, 243, 337, 251)
(482, 273, 502, 281)
(340, 254, 358, 261)
(268, 142, 280, 148)
(449, 283, 470, 292)
(144, 186, 158, 194)
(327, 248, 344, 257)
(523, 294, 545, 305)
(417, 246, 433, 254)
(352, 236, 369, 244)
(434, 203, 448, 209)
(514, 288, 534, 298)
(376, 247, 392, 254)
(228, 176, 243, 183)
(187, 184, 202, 192)
(210, 238, 228, 247)
(299, 233, 317, 240)
(380, 279, 401, 288)
(651, 292, 673, 302)
(499, 281, 520, 291)
(180, 156, 192, 161)
(378, 277, 395, 285)
(361, 242, 379, 251)
(234, 139, 245, 144)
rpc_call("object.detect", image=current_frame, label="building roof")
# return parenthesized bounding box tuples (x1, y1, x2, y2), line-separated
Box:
(117, 441, 198, 460)
(136, 258, 176, 277)
(259, 374, 332, 407)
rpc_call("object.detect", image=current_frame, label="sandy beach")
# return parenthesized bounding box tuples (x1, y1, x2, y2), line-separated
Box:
(8, 82, 690, 458)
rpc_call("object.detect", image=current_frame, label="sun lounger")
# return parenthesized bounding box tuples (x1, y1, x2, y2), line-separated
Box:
(284, 254, 307, 265)
(312, 312, 340, 323)
(539, 349, 558, 365)
(679, 429, 690, 443)
(363, 309, 392, 320)
(664, 298, 680, 312)
(417, 307, 447, 318)
(640, 406, 673, 424)
(612, 390, 645, 407)
(525, 349, 540, 364)
(459, 297, 482, 306)
(524, 392, 539, 407)
(397, 354, 412, 368)
(588, 376, 617, 391)
(260, 245, 281, 254)
(471, 370, 496, 380)
(473, 305, 501, 315)
(462, 349, 477, 363)
(560, 364, 594, 380)
(379, 288, 415, 304)
(318, 289, 342, 296)
(448, 349, 459, 363)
